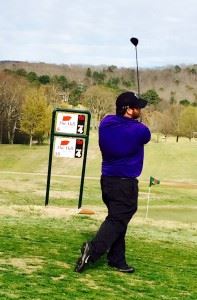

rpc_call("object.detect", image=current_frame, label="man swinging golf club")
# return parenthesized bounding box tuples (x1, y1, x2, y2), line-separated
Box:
(75, 91, 151, 273)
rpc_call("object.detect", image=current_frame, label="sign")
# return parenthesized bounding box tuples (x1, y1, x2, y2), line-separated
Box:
(56, 113, 85, 134)
(45, 108, 91, 208)
(54, 137, 84, 158)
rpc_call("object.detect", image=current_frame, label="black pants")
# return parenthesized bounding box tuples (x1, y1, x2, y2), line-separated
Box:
(90, 176, 138, 267)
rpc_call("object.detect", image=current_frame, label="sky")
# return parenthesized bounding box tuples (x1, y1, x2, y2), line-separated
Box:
(0, 0, 197, 68)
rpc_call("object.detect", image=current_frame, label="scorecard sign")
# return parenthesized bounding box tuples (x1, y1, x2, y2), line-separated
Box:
(56, 113, 85, 134)
(45, 108, 91, 208)
(54, 137, 83, 158)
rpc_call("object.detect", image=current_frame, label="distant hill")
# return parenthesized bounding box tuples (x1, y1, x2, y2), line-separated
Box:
(0, 60, 196, 103)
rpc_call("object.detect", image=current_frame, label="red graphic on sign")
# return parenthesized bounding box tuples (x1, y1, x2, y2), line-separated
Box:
(78, 115, 85, 121)
(76, 139, 83, 145)
(61, 140, 70, 146)
(63, 116, 72, 121)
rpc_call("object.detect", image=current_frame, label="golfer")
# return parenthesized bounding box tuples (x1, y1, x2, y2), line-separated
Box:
(75, 91, 151, 273)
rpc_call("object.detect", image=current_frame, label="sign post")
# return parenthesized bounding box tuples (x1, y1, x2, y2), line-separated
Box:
(45, 108, 91, 209)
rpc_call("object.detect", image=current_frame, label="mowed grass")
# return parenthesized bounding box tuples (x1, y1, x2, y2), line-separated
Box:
(0, 131, 196, 221)
(0, 214, 196, 300)
(0, 132, 197, 299)
(0, 132, 197, 181)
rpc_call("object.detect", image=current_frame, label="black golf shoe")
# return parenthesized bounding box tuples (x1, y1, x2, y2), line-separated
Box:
(108, 262, 135, 273)
(75, 242, 92, 273)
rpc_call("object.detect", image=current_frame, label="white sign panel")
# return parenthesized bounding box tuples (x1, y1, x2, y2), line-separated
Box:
(54, 137, 83, 158)
(56, 113, 85, 134)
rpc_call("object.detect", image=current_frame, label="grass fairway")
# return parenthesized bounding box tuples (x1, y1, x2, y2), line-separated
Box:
(0, 132, 197, 299)
(0, 213, 196, 300)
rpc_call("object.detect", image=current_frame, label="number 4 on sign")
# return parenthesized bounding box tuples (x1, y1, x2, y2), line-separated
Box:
(75, 149, 82, 158)
(77, 125, 84, 134)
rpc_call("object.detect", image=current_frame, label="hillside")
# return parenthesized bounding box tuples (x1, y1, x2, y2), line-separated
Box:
(0, 60, 197, 103)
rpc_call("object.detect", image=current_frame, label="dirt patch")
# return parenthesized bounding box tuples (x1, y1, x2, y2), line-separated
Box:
(0, 204, 196, 231)
(0, 204, 104, 219)
(0, 257, 44, 274)
(56, 261, 70, 269)
(42, 206, 78, 218)
(0, 205, 78, 219)
(79, 274, 100, 290)
(0, 206, 19, 217)
(52, 274, 65, 281)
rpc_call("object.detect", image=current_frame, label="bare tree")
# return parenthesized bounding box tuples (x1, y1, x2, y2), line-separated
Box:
(81, 85, 117, 128)
(0, 72, 26, 144)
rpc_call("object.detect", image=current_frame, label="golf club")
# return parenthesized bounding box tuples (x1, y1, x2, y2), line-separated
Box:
(130, 37, 140, 96)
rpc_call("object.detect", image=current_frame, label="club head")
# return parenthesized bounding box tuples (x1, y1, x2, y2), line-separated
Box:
(130, 37, 138, 47)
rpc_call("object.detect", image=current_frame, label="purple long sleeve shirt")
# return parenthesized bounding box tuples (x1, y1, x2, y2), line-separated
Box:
(99, 115, 151, 178)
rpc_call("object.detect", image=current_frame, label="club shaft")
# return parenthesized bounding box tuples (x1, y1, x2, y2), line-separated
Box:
(135, 47, 140, 96)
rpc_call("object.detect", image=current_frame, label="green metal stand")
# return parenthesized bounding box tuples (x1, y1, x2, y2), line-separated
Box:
(45, 108, 91, 208)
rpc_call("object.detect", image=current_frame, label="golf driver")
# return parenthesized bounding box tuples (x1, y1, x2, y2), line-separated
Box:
(130, 37, 140, 96)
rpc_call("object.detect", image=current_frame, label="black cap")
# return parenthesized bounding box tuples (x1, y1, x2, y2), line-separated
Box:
(116, 92, 147, 111)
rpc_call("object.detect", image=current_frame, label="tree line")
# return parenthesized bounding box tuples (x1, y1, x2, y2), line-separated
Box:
(0, 65, 197, 145)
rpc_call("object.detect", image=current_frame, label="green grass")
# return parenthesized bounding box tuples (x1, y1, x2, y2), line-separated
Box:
(0, 132, 197, 182)
(0, 215, 196, 300)
(0, 132, 197, 299)
(142, 138, 197, 183)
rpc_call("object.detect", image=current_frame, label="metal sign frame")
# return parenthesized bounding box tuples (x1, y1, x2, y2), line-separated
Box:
(45, 108, 91, 208)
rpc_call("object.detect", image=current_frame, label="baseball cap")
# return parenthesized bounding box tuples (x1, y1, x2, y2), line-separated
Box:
(116, 92, 148, 110)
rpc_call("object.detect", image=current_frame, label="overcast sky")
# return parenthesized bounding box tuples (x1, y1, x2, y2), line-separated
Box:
(1, 0, 196, 68)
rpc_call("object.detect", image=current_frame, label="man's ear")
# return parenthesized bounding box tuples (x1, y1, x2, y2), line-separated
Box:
(126, 107, 134, 116)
